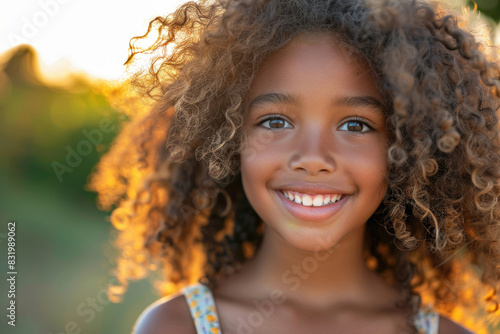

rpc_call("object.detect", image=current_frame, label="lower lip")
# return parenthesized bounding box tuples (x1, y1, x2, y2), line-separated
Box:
(275, 190, 348, 222)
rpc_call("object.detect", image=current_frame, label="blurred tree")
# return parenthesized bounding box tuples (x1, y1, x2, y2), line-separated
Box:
(0, 45, 123, 202)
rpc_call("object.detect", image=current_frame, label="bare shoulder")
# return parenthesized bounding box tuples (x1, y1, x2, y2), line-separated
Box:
(132, 293, 197, 334)
(438, 315, 475, 334)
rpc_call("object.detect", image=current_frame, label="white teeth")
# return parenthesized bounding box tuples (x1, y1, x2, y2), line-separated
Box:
(282, 191, 342, 207)
(302, 194, 313, 206)
(323, 195, 331, 205)
(312, 196, 323, 207)
(294, 194, 302, 204)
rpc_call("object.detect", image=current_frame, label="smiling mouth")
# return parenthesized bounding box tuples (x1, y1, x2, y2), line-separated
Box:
(280, 190, 343, 207)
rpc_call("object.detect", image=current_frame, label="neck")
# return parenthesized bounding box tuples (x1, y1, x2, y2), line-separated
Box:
(233, 225, 399, 312)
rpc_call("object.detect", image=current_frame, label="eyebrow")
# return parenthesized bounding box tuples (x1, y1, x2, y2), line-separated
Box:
(247, 93, 296, 112)
(247, 93, 386, 114)
(334, 96, 386, 112)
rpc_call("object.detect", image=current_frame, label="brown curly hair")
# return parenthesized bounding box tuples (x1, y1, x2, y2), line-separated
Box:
(89, 0, 500, 331)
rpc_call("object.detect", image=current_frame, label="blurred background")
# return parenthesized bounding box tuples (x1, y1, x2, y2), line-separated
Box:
(0, 0, 499, 333)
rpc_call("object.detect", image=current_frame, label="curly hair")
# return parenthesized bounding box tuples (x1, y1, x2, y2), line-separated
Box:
(89, 0, 500, 331)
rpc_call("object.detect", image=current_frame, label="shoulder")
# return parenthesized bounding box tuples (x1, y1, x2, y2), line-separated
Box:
(438, 314, 475, 334)
(132, 293, 197, 334)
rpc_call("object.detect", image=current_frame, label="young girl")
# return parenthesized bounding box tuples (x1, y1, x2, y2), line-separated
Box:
(89, 0, 500, 333)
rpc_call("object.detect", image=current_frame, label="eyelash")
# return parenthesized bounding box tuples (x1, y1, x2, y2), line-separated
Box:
(338, 116, 373, 133)
(258, 114, 293, 130)
(257, 114, 373, 132)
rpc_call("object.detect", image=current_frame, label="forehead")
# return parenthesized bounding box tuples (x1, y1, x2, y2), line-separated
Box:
(246, 32, 381, 104)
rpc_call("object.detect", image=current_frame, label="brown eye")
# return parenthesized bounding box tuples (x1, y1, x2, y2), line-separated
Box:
(339, 119, 371, 132)
(269, 119, 285, 128)
(259, 116, 292, 130)
(347, 121, 363, 131)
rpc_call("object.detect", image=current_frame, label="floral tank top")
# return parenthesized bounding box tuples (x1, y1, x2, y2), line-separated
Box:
(182, 283, 439, 334)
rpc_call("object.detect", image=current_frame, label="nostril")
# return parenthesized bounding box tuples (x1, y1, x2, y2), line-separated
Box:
(289, 155, 335, 175)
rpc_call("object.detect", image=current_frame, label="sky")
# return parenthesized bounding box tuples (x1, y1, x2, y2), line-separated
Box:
(0, 0, 497, 82)
(0, 0, 186, 81)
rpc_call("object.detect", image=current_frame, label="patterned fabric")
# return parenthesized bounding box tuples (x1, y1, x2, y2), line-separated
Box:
(182, 283, 439, 334)
(414, 305, 440, 334)
(183, 283, 221, 334)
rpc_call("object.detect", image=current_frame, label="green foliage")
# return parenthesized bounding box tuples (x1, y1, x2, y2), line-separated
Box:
(0, 45, 151, 334)
(0, 45, 123, 202)
(468, 0, 500, 22)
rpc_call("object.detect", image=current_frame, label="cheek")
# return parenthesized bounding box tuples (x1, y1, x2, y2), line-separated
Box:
(239, 131, 281, 211)
(240, 134, 263, 195)
(240, 129, 276, 160)
(343, 140, 388, 193)
(240, 130, 280, 173)
(240, 154, 269, 220)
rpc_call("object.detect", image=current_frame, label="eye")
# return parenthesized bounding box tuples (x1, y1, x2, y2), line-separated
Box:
(339, 118, 372, 132)
(258, 115, 293, 130)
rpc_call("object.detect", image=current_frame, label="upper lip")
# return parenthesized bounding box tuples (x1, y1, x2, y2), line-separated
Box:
(276, 182, 346, 196)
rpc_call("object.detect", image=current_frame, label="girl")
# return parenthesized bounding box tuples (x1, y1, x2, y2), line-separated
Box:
(89, 0, 500, 333)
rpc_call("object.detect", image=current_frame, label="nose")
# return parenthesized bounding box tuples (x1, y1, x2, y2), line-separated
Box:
(288, 127, 335, 176)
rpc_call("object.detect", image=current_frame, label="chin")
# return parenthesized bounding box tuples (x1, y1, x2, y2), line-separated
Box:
(278, 226, 347, 254)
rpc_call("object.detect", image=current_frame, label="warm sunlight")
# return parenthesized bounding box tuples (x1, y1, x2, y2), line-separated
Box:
(1, 0, 186, 81)
(2, 0, 498, 83)
(1, 1, 499, 333)
(1, 0, 498, 81)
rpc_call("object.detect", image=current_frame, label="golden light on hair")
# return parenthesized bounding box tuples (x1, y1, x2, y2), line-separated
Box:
(88, 1, 500, 332)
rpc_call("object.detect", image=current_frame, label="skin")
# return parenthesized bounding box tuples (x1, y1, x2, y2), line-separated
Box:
(213, 33, 408, 332)
(238, 32, 390, 305)
(133, 33, 476, 334)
